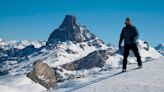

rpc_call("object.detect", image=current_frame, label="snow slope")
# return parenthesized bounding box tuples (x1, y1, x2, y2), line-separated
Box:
(1, 58, 163, 92)
(71, 57, 164, 92)
(0, 75, 46, 92)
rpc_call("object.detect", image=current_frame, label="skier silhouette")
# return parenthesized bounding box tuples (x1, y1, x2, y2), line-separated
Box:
(119, 17, 142, 72)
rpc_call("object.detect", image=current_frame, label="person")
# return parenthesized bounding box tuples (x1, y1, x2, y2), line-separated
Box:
(119, 17, 142, 72)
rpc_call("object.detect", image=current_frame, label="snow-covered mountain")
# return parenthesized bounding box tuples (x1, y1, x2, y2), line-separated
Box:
(155, 44, 164, 56)
(0, 39, 45, 50)
(0, 39, 46, 63)
(0, 39, 46, 76)
(46, 15, 97, 46)
(40, 15, 109, 67)
(0, 15, 111, 77)
(0, 15, 163, 91)
(0, 39, 45, 58)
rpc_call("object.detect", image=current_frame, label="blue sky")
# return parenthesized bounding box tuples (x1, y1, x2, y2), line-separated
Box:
(0, 0, 164, 46)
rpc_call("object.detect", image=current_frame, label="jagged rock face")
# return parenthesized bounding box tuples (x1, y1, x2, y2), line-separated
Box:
(14, 45, 38, 57)
(27, 60, 57, 89)
(156, 44, 164, 50)
(61, 50, 109, 71)
(46, 15, 96, 46)
(155, 44, 164, 56)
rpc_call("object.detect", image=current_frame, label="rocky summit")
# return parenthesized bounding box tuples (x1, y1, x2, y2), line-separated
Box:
(46, 15, 96, 46)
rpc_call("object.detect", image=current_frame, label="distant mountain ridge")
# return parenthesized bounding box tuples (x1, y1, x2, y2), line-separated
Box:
(0, 38, 45, 50)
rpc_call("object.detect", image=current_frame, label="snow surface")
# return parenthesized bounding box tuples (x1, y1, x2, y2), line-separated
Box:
(58, 57, 164, 92)
(0, 75, 46, 92)
(0, 57, 164, 92)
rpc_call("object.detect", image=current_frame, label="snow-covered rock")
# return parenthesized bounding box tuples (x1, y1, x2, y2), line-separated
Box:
(60, 50, 109, 71)
(155, 43, 164, 56)
(137, 40, 162, 61)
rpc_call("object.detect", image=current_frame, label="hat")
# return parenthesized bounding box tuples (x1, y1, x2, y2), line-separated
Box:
(125, 17, 131, 21)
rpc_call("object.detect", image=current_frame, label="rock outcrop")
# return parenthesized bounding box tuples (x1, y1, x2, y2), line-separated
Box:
(27, 60, 57, 89)
(61, 50, 109, 71)
(155, 44, 164, 56)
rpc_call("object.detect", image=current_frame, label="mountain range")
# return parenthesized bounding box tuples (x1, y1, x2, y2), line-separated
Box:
(0, 15, 163, 91)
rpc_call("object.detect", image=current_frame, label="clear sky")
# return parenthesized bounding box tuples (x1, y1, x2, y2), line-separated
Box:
(0, 0, 164, 46)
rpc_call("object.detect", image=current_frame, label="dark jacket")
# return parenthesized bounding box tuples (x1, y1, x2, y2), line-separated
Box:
(119, 25, 139, 46)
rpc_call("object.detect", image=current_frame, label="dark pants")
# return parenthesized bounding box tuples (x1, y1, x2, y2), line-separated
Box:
(123, 44, 142, 70)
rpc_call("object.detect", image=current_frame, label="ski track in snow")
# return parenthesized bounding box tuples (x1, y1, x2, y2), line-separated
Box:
(66, 68, 140, 92)
(67, 57, 164, 92)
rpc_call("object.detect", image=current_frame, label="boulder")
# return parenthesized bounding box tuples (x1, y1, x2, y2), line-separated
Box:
(27, 60, 57, 89)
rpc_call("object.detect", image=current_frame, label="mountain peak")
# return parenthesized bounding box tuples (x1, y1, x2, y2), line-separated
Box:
(46, 15, 96, 46)
(59, 15, 77, 29)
